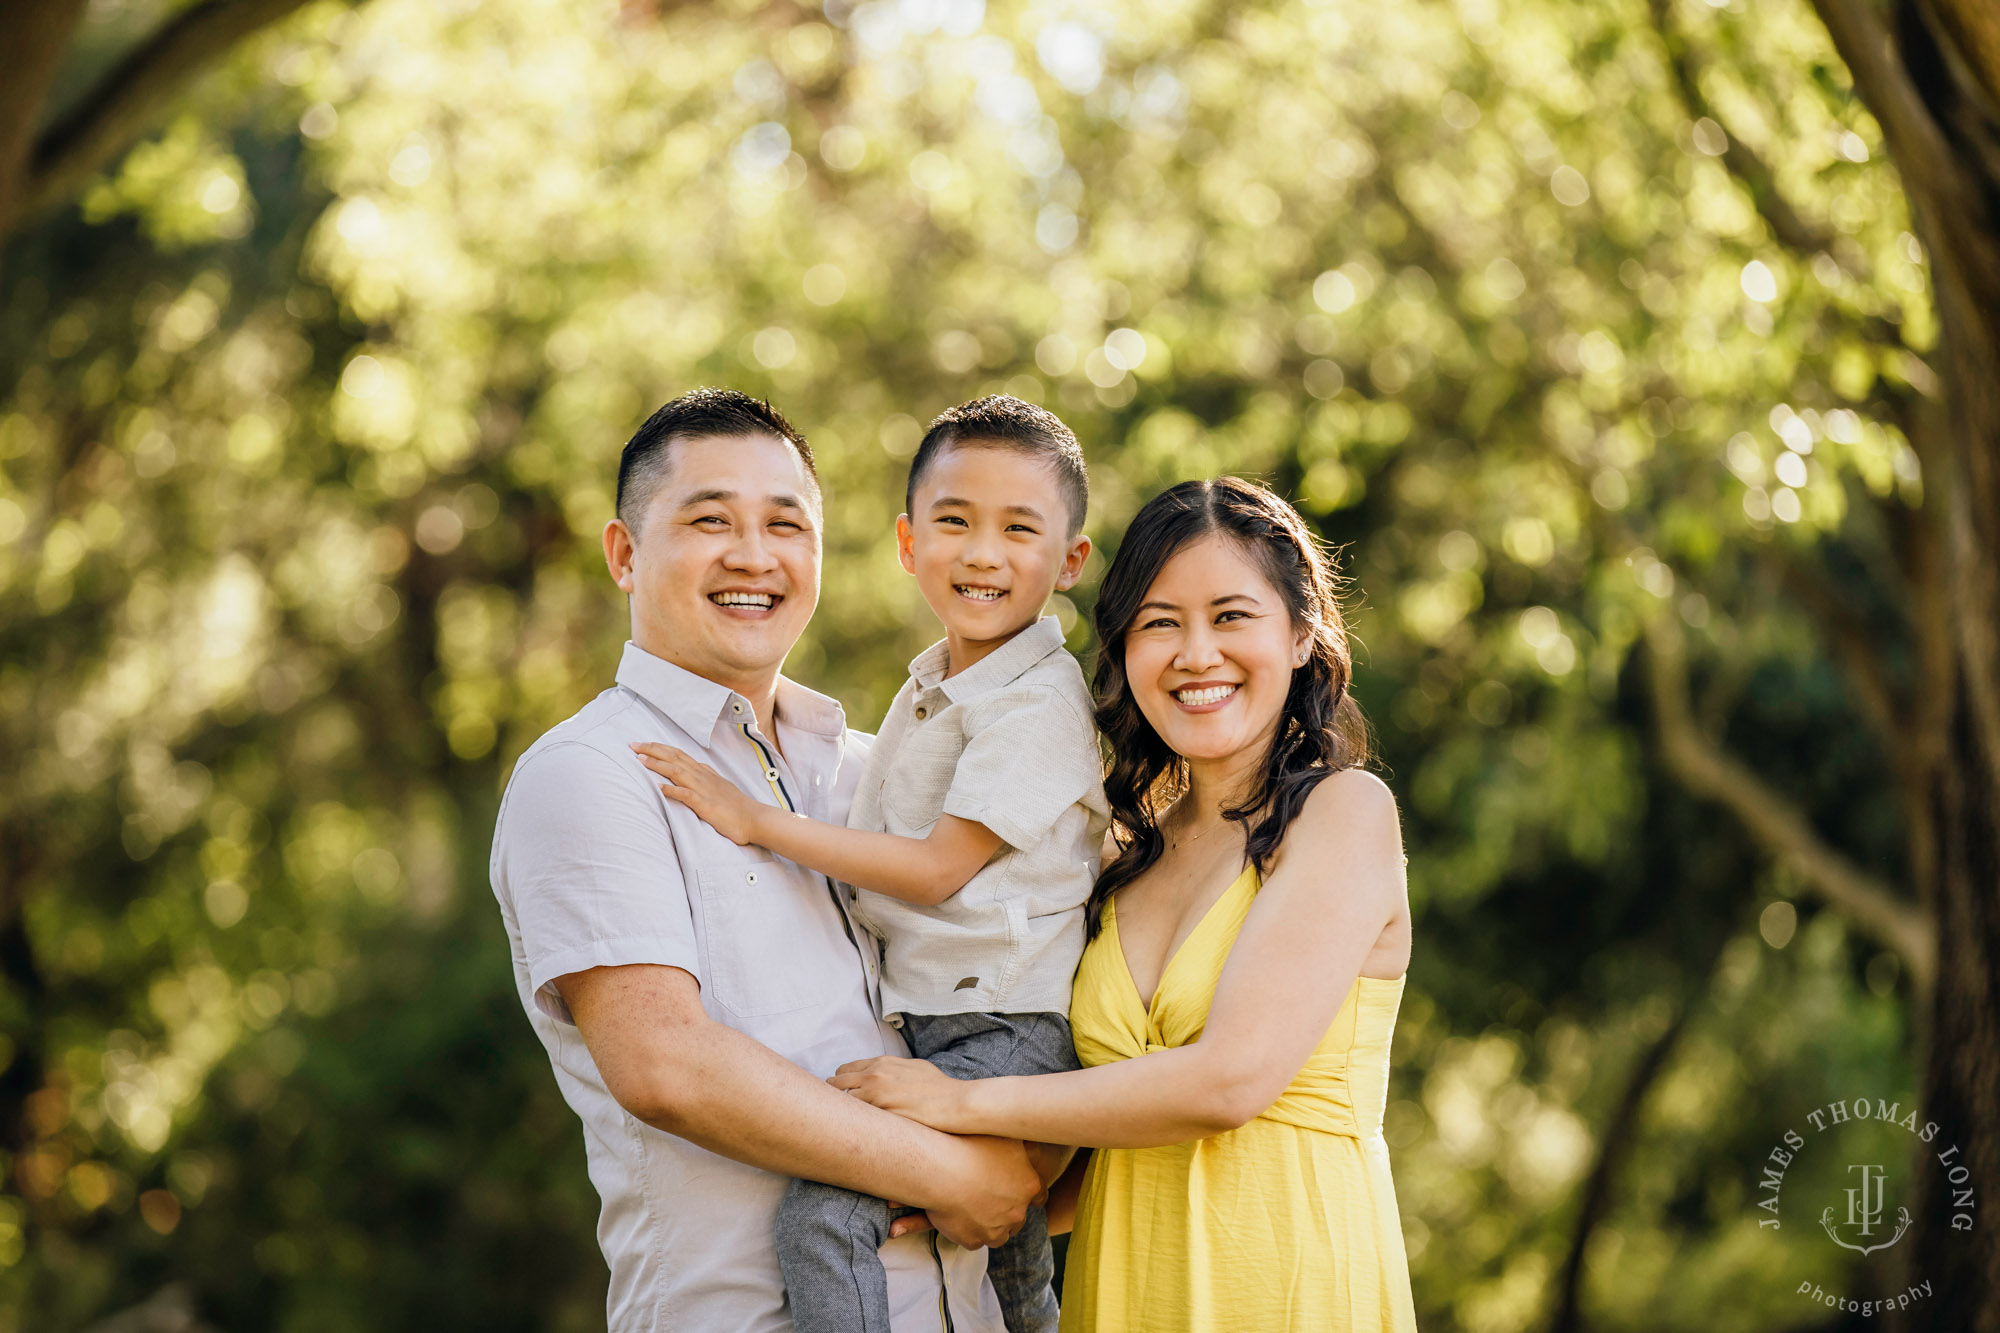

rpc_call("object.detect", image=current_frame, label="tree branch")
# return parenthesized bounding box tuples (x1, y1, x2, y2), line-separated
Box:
(1648, 0, 1852, 267)
(1643, 612, 1937, 991)
(1810, 0, 1966, 206)
(0, 0, 89, 240)
(1769, 554, 1904, 766)
(1547, 995, 1697, 1333)
(7, 0, 327, 237)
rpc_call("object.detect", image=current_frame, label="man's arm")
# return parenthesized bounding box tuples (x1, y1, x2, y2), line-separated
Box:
(630, 742, 1002, 904)
(555, 961, 1039, 1248)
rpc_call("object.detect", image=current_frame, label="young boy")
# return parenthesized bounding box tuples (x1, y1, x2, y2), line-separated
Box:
(631, 396, 1108, 1333)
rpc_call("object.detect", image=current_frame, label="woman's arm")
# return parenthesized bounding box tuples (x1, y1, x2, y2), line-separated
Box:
(833, 769, 1408, 1147)
(631, 743, 1002, 905)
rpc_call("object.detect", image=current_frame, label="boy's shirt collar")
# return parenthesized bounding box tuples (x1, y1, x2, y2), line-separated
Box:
(908, 615, 1069, 703)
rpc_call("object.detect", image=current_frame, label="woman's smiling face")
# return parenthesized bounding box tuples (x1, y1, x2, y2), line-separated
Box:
(1121, 533, 1309, 767)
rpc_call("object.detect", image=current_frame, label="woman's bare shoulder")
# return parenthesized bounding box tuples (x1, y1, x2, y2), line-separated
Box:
(1303, 766, 1398, 825)
(1273, 768, 1403, 874)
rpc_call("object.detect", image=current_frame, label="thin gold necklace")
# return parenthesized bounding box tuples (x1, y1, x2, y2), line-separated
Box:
(1167, 809, 1226, 851)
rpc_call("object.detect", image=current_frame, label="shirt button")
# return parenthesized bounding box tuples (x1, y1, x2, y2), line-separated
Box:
(731, 702, 744, 714)
(745, 871, 759, 885)
(764, 768, 779, 780)
(914, 706, 928, 720)
(848, 886, 857, 900)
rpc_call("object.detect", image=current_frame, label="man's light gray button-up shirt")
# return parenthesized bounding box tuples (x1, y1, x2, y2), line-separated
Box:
(490, 642, 1002, 1333)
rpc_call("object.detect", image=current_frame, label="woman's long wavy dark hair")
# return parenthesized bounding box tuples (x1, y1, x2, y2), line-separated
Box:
(1087, 477, 1370, 935)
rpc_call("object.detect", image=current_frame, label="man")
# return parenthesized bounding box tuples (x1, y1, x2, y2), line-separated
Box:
(489, 389, 1042, 1332)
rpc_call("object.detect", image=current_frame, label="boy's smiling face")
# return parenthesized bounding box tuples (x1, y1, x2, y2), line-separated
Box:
(897, 441, 1090, 674)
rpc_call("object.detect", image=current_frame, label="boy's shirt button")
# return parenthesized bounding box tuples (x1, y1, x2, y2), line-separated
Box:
(914, 706, 928, 720)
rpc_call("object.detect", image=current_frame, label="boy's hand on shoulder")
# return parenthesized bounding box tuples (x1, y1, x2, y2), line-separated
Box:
(631, 743, 766, 846)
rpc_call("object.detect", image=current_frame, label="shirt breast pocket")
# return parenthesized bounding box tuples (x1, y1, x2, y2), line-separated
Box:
(692, 859, 820, 1018)
(879, 733, 961, 834)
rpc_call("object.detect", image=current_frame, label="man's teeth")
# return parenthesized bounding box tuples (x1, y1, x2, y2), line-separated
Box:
(956, 586, 1005, 602)
(1175, 685, 1238, 706)
(712, 592, 775, 607)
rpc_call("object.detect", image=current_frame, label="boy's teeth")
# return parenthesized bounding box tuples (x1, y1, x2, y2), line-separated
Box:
(956, 586, 1004, 601)
(713, 592, 775, 607)
(1175, 685, 1237, 706)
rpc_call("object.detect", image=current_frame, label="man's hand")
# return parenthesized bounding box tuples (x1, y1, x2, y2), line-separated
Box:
(886, 1139, 1066, 1244)
(920, 1135, 1040, 1251)
(631, 743, 768, 846)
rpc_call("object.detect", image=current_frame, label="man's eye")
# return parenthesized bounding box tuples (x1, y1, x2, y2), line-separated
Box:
(692, 515, 727, 527)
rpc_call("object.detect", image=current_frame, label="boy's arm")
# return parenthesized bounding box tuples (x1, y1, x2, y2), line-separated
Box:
(1043, 1148, 1092, 1236)
(754, 808, 1002, 905)
(631, 742, 1001, 905)
(556, 961, 1040, 1248)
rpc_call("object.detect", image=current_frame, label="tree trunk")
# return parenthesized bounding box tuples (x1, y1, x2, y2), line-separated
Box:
(1809, 1, 2000, 1326)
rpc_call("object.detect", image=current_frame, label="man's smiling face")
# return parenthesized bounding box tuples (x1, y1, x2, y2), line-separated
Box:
(606, 432, 821, 694)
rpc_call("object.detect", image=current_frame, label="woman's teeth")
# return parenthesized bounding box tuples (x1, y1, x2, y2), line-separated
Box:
(955, 586, 1005, 602)
(1175, 684, 1238, 706)
(712, 592, 775, 607)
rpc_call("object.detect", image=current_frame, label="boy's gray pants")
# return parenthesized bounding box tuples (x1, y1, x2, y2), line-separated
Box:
(777, 1010, 1079, 1333)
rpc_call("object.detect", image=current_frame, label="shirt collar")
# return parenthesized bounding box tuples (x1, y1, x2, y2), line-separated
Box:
(615, 642, 845, 740)
(909, 616, 1069, 704)
(773, 674, 847, 737)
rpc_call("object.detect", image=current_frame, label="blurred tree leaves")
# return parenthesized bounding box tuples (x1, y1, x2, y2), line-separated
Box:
(0, 0, 1942, 1328)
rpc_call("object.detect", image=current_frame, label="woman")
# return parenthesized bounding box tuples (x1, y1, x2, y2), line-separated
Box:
(833, 477, 1417, 1331)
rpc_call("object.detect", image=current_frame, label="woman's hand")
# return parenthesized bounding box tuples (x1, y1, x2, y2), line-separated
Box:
(630, 743, 767, 846)
(830, 1056, 976, 1133)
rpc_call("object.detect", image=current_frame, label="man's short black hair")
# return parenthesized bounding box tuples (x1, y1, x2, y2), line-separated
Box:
(616, 388, 817, 534)
(905, 395, 1088, 535)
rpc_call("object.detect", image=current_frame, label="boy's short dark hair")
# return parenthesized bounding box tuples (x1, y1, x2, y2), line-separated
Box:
(905, 396, 1088, 535)
(617, 388, 817, 534)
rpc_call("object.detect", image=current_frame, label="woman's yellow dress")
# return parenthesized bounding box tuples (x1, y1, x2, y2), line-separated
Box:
(1059, 864, 1418, 1332)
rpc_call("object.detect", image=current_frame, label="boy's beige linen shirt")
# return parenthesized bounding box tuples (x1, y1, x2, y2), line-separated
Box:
(489, 643, 1003, 1333)
(849, 616, 1110, 1019)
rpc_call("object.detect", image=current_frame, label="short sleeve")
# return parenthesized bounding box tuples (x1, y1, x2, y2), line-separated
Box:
(492, 740, 701, 1024)
(940, 687, 1104, 851)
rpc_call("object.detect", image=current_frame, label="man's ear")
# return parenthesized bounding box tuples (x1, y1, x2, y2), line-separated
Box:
(604, 519, 638, 593)
(895, 515, 917, 576)
(1054, 533, 1091, 592)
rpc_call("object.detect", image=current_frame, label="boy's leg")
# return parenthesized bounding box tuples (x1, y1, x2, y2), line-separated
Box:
(775, 1176, 899, 1333)
(902, 1012, 1081, 1333)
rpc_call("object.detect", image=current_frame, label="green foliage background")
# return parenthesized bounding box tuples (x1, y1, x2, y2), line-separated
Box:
(0, 0, 1936, 1328)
